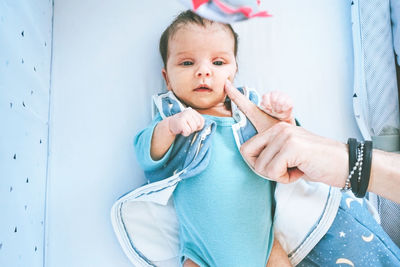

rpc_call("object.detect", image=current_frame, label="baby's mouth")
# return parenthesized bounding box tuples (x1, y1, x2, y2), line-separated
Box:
(194, 85, 212, 92)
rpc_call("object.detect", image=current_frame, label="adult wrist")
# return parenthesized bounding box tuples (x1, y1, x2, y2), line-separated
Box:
(355, 140, 372, 197)
(341, 138, 373, 198)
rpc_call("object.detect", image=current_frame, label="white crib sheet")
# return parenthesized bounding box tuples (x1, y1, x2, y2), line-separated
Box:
(1, 0, 362, 266)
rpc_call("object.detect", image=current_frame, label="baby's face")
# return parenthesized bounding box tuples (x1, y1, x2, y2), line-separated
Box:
(162, 22, 237, 113)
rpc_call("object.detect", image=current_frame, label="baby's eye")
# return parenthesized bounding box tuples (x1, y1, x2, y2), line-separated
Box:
(213, 60, 224, 66)
(182, 61, 193, 66)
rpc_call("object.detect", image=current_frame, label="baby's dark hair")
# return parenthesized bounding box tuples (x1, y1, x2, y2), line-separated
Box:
(159, 10, 239, 68)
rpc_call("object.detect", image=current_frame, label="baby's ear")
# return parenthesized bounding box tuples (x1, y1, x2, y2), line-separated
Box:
(161, 68, 171, 91)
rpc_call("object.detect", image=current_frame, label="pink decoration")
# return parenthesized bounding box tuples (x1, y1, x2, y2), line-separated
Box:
(212, 0, 271, 18)
(192, 0, 209, 10)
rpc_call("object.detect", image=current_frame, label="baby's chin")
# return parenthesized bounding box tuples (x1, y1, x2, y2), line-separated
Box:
(193, 100, 226, 109)
(195, 101, 231, 114)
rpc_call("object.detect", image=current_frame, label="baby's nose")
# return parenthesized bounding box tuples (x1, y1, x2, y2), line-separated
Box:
(196, 65, 211, 77)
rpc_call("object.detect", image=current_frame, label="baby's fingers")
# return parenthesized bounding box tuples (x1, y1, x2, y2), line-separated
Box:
(271, 91, 293, 112)
(260, 93, 272, 112)
(192, 111, 205, 131)
(185, 108, 205, 131)
(280, 100, 293, 113)
(177, 109, 204, 136)
(180, 122, 193, 136)
(186, 116, 202, 134)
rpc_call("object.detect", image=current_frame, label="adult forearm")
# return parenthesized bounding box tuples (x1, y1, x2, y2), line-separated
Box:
(368, 149, 400, 203)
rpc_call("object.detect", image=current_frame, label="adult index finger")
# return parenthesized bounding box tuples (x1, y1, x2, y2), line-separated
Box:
(240, 122, 284, 166)
(224, 80, 279, 132)
(239, 124, 284, 181)
(241, 122, 303, 182)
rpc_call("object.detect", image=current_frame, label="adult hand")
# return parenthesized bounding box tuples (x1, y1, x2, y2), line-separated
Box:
(225, 81, 348, 187)
(240, 122, 348, 186)
(226, 81, 400, 203)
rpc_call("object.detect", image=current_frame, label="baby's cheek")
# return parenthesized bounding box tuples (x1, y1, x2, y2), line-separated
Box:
(225, 65, 237, 79)
(217, 68, 236, 90)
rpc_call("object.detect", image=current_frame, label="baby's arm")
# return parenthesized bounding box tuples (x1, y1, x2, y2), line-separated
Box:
(260, 91, 295, 125)
(151, 108, 205, 160)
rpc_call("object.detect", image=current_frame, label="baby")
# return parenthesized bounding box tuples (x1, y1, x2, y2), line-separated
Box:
(135, 10, 290, 266)
(134, 9, 400, 267)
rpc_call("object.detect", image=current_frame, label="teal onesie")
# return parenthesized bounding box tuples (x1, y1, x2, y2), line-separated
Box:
(135, 114, 274, 267)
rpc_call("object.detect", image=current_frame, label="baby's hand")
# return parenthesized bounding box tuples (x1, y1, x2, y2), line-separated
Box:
(168, 108, 205, 137)
(260, 91, 294, 124)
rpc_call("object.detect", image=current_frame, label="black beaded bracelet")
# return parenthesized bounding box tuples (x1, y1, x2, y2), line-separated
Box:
(342, 138, 362, 192)
(342, 138, 373, 197)
(348, 138, 359, 195)
(356, 140, 373, 198)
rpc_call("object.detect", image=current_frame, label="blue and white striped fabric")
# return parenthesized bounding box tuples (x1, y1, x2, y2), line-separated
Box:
(359, 0, 399, 137)
(351, 0, 400, 248)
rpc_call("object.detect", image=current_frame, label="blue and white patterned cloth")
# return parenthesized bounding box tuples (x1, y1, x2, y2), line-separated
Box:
(299, 195, 400, 266)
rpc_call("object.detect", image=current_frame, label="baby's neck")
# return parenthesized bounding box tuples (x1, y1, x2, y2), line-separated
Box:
(194, 104, 232, 117)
